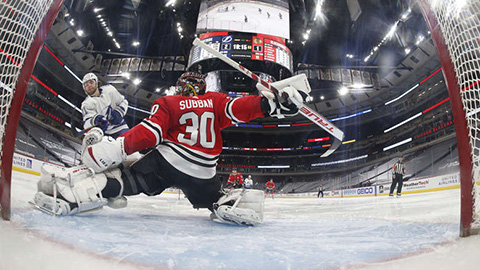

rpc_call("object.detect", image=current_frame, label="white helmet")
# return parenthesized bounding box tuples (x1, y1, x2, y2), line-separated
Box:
(82, 73, 99, 96)
(83, 73, 98, 87)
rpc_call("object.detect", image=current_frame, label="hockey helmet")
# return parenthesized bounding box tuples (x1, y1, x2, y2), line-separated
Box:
(82, 73, 99, 96)
(176, 72, 206, 97)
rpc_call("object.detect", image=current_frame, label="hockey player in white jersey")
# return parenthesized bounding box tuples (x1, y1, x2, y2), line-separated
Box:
(244, 175, 253, 189)
(82, 73, 129, 138)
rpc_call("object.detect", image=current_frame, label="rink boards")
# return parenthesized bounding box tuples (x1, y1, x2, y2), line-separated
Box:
(278, 172, 462, 198)
(11, 152, 470, 199)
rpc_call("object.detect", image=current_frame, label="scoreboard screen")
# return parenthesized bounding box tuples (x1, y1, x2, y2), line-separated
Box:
(189, 32, 293, 71)
(196, 0, 290, 39)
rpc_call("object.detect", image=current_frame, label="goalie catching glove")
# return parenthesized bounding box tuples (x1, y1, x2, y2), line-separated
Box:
(212, 189, 265, 226)
(257, 74, 311, 119)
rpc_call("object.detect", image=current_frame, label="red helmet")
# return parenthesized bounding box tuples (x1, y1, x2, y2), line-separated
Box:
(176, 72, 206, 96)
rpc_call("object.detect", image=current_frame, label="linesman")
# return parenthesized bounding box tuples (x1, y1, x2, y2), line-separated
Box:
(389, 157, 406, 197)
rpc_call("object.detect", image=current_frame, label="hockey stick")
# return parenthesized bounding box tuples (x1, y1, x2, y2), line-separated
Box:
(192, 38, 344, 157)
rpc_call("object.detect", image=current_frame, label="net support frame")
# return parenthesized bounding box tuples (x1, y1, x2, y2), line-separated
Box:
(0, 0, 65, 221)
(418, 0, 480, 237)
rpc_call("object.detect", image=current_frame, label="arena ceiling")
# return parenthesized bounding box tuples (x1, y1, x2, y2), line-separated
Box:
(37, 0, 446, 157)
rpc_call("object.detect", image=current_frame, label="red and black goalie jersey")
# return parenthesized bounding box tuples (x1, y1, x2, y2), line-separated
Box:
(120, 92, 265, 179)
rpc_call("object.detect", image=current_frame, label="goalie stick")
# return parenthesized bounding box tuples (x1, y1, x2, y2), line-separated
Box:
(192, 38, 344, 157)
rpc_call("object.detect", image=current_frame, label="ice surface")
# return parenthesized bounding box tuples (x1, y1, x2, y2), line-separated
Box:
(1, 171, 479, 270)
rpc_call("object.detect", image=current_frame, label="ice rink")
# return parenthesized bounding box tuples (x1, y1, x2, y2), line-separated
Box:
(1, 171, 479, 270)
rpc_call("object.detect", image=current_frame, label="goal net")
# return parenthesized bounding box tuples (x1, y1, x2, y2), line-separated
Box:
(0, 0, 63, 220)
(419, 0, 480, 236)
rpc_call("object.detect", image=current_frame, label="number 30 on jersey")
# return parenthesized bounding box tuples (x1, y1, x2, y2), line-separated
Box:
(178, 111, 215, 148)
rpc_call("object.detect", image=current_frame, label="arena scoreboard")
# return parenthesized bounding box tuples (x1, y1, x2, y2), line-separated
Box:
(189, 32, 293, 72)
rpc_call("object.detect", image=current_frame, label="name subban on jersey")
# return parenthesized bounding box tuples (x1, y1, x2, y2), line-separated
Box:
(179, 99, 213, 110)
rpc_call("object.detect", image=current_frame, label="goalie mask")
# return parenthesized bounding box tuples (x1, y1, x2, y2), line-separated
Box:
(176, 72, 206, 97)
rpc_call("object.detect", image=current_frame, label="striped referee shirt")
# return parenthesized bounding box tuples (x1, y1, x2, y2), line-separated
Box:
(392, 161, 406, 175)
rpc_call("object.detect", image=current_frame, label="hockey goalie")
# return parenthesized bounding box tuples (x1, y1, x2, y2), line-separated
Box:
(32, 71, 310, 226)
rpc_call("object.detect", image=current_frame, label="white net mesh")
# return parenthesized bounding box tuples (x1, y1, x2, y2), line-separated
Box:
(427, 0, 480, 231)
(0, 1, 53, 160)
(0, 1, 55, 216)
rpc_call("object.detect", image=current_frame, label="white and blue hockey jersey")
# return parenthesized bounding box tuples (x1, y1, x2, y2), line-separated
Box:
(81, 84, 129, 137)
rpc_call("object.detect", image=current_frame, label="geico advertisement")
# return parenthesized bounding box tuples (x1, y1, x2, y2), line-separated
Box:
(342, 186, 375, 197)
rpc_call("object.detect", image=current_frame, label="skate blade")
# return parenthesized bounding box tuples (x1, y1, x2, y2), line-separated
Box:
(28, 200, 60, 216)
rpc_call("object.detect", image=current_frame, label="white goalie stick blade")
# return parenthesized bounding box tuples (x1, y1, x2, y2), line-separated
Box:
(192, 38, 345, 157)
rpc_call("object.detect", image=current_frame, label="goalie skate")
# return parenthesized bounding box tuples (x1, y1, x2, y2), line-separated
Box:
(212, 189, 264, 226)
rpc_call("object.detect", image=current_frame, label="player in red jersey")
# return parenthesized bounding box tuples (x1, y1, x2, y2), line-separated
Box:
(33, 71, 309, 225)
(264, 179, 275, 199)
(226, 168, 244, 189)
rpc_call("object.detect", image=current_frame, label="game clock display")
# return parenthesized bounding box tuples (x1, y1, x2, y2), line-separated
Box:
(189, 32, 293, 71)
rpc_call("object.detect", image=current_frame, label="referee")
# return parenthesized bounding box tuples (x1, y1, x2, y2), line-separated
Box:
(390, 156, 406, 197)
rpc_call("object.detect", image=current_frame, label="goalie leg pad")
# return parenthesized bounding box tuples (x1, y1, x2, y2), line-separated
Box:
(213, 189, 265, 226)
(33, 165, 109, 215)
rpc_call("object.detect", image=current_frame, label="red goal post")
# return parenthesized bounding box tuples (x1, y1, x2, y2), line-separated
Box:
(419, 0, 480, 237)
(0, 0, 65, 220)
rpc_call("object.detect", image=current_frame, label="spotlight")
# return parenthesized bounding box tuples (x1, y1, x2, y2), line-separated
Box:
(339, 86, 349, 96)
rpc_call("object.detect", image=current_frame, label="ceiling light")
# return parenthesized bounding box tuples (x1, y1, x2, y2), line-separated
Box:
(69, 19, 75, 26)
(155, 88, 161, 93)
(166, 0, 176, 7)
(132, 41, 140, 47)
(76, 29, 84, 36)
(107, 31, 113, 37)
(401, 8, 411, 19)
(339, 86, 349, 96)
(415, 35, 425, 45)
(133, 78, 141, 85)
(405, 47, 411, 55)
(320, 96, 325, 100)
(314, 0, 325, 21)
(122, 72, 131, 79)
(350, 83, 368, 89)
(386, 24, 398, 39)
(93, 8, 101, 13)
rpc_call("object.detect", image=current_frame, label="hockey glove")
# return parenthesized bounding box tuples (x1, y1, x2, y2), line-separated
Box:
(260, 87, 304, 118)
(109, 109, 123, 125)
(82, 136, 127, 173)
(94, 115, 110, 132)
(255, 74, 311, 106)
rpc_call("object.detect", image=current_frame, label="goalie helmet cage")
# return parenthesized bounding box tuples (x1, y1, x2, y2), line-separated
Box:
(0, 0, 65, 221)
(418, 0, 480, 237)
